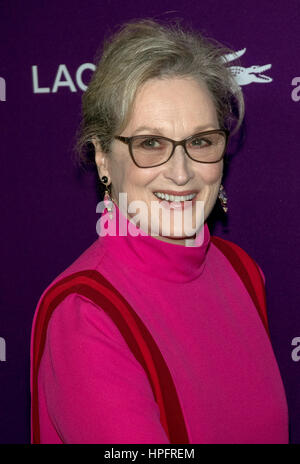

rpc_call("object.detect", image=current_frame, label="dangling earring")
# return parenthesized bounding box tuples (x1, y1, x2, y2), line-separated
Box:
(101, 176, 114, 219)
(218, 184, 228, 213)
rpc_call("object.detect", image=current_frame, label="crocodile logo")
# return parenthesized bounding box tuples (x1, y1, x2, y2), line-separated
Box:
(222, 48, 272, 86)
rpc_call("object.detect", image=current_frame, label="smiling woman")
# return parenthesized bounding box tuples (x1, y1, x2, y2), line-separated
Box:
(30, 19, 289, 444)
(94, 76, 227, 243)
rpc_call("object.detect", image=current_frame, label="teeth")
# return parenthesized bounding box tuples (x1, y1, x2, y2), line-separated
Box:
(154, 192, 196, 201)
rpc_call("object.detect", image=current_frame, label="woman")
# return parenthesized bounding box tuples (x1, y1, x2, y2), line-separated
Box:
(30, 19, 289, 444)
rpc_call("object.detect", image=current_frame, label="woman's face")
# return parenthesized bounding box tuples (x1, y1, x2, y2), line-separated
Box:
(95, 77, 223, 244)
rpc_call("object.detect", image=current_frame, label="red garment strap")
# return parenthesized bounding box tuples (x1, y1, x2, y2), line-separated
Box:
(31, 270, 190, 444)
(211, 236, 270, 339)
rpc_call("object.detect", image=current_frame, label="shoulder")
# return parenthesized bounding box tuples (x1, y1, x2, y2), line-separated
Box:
(31, 238, 112, 358)
(46, 292, 126, 347)
(31, 289, 131, 387)
(210, 235, 266, 285)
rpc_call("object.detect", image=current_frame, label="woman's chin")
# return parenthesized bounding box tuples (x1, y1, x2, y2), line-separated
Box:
(152, 228, 197, 244)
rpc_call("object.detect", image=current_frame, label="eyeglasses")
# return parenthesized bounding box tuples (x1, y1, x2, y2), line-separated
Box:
(114, 129, 229, 168)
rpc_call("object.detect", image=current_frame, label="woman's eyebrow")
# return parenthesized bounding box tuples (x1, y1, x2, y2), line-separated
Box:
(132, 124, 218, 136)
(132, 126, 165, 135)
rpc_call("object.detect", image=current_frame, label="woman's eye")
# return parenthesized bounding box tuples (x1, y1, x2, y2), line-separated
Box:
(140, 138, 161, 149)
(191, 137, 209, 147)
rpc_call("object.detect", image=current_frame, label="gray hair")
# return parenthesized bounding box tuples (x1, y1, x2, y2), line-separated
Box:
(74, 18, 244, 165)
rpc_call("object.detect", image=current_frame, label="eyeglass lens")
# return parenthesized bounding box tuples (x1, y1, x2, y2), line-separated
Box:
(130, 132, 226, 167)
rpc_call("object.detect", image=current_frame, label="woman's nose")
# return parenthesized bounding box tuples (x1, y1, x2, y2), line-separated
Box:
(163, 145, 194, 184)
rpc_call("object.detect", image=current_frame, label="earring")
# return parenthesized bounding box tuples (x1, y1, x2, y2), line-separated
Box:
(218, 184, 228, 213)
(101, 176, 114, 219)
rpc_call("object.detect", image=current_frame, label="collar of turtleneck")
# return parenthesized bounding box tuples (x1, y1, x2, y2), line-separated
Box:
(98, 203, 211, 283)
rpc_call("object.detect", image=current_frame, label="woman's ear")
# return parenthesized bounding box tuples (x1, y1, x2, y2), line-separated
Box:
(92, 137, 110, 181)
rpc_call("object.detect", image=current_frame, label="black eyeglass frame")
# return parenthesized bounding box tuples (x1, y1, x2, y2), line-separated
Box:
(114, 129, 230, 168)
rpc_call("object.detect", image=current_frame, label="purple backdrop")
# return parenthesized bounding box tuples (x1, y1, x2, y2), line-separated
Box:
(1, 0, 299, 443)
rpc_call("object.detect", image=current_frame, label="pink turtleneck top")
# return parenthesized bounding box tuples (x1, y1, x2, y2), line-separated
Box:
(32, 204, 289, 444)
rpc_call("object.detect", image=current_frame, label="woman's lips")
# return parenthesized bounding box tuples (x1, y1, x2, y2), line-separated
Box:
(152, 192, 199, 210)
(153, 190, 198, 196)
